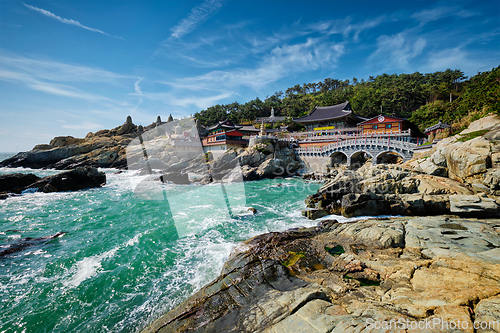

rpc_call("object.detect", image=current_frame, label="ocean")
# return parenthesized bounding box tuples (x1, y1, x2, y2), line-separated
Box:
(0, 153, 335, 333)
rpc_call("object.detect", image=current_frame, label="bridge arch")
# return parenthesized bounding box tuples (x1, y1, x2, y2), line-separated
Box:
(375, 151, 404, 165)
(330, 151, 348, 166)
(350, 151, 373, 168)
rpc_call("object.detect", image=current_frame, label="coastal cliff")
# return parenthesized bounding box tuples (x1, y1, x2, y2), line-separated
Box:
(142, 216, 500, 332)
(0, 116, 147, 170)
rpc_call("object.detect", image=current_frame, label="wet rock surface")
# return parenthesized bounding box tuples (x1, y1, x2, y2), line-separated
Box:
(0, 167, 106, 198)
(0, 173, 41, 194)
(142, 216, 500, 333)
(26, 166, 106, 193)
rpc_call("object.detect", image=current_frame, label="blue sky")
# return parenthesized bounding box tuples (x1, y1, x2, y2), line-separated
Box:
(0, 0, 499, 152)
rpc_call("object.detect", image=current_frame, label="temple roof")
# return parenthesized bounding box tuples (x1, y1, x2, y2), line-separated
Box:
(238, 125, 260, 132)
(206, 119, 240, 131)
(425, 120, 451, 133)
(256, 116, 287, 123)
(294, 101, 363, 123)
(357, 114, 406, 125)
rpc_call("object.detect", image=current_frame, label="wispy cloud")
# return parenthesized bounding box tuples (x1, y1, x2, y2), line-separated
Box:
(411, 6, 478, 27)
(169, 0, 226, 40)
(23, 3, 123, 39)
(166, 37, 345, 92)
(134, 79, 143, 95)
(0, 51, 132, 83)
(422, 46, 495, 74)
(367, 32, 426, 72)
(0, 52, 138, 103)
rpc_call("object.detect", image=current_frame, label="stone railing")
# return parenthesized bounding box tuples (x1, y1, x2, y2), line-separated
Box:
(289, 129, 412, 142)
(295, 137, 417, 155)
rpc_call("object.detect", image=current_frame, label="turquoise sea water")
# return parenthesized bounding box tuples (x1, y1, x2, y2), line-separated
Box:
(0, 154, 330, 333)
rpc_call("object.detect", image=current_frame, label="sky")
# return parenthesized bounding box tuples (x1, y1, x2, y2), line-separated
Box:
(0, 0, 499, 152)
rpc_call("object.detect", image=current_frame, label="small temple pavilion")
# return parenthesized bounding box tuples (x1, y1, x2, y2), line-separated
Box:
(425, 120, 451, 137)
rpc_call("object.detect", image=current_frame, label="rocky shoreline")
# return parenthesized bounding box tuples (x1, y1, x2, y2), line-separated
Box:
(142, 215, 500, 333)
(303, 115, 500, 219)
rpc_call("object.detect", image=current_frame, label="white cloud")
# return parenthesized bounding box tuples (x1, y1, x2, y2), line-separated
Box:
(169, 0, 225, 40)
(422, 47, 496, 74)
(411, 6, 478, 27)
(0, 51, 132, 83)
(142, 91, 234, 109)
(168, 38, 345, 92)
(368, 33, 426, 72)
(0, 52, 138, 103)
(134, 79, 143, 95)
(23, 3, 123, 39)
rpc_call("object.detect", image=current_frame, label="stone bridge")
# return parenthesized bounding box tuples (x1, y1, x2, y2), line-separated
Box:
(295, 137, 417, 173)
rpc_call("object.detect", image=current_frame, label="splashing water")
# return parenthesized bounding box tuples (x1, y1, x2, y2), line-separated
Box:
(0, 165, 327, 333)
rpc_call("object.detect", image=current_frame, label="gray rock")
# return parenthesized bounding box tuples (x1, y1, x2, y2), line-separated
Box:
(419, 158, 448, 177)
(26, 166, 106, 193)
(302, 209, 329, 220)
(474, 295, 500, 332)
(449, 194, 499, 216)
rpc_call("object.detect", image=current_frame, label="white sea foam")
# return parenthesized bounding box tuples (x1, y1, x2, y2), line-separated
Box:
(63, 248, 117, 288)
(63, 232, 144, 288)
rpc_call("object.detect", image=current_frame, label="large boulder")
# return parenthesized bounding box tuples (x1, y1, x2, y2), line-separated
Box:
(49, 136, 84, 147)
(26, 166, 106, 193)
(445, 137, 493, 183)
(0, 173, 41, 194)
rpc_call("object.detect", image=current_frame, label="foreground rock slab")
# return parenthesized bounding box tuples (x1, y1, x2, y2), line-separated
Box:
(142, 216, 500, 333)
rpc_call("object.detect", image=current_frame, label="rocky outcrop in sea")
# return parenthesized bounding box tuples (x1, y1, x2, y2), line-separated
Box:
(0, 166, 106, 199)
(1, 116, 300, 183)
(142, 216, 500, 333)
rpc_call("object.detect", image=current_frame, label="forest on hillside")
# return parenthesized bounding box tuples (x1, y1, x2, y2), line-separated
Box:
(194, 66, 500, 133)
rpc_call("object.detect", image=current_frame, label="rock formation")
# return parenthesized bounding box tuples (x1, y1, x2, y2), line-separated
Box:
(0, 116, 162, 170)
(209, 140, 301, 181)
(142, 216, 500, 333)
(0, 166, 106, 199)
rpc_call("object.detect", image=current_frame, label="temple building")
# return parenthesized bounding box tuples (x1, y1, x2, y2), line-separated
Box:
(357, 114, 426, 142)
(294, 101, 366, 134)
(425, 120, 451, 139)
(201, 120, 258, 157)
